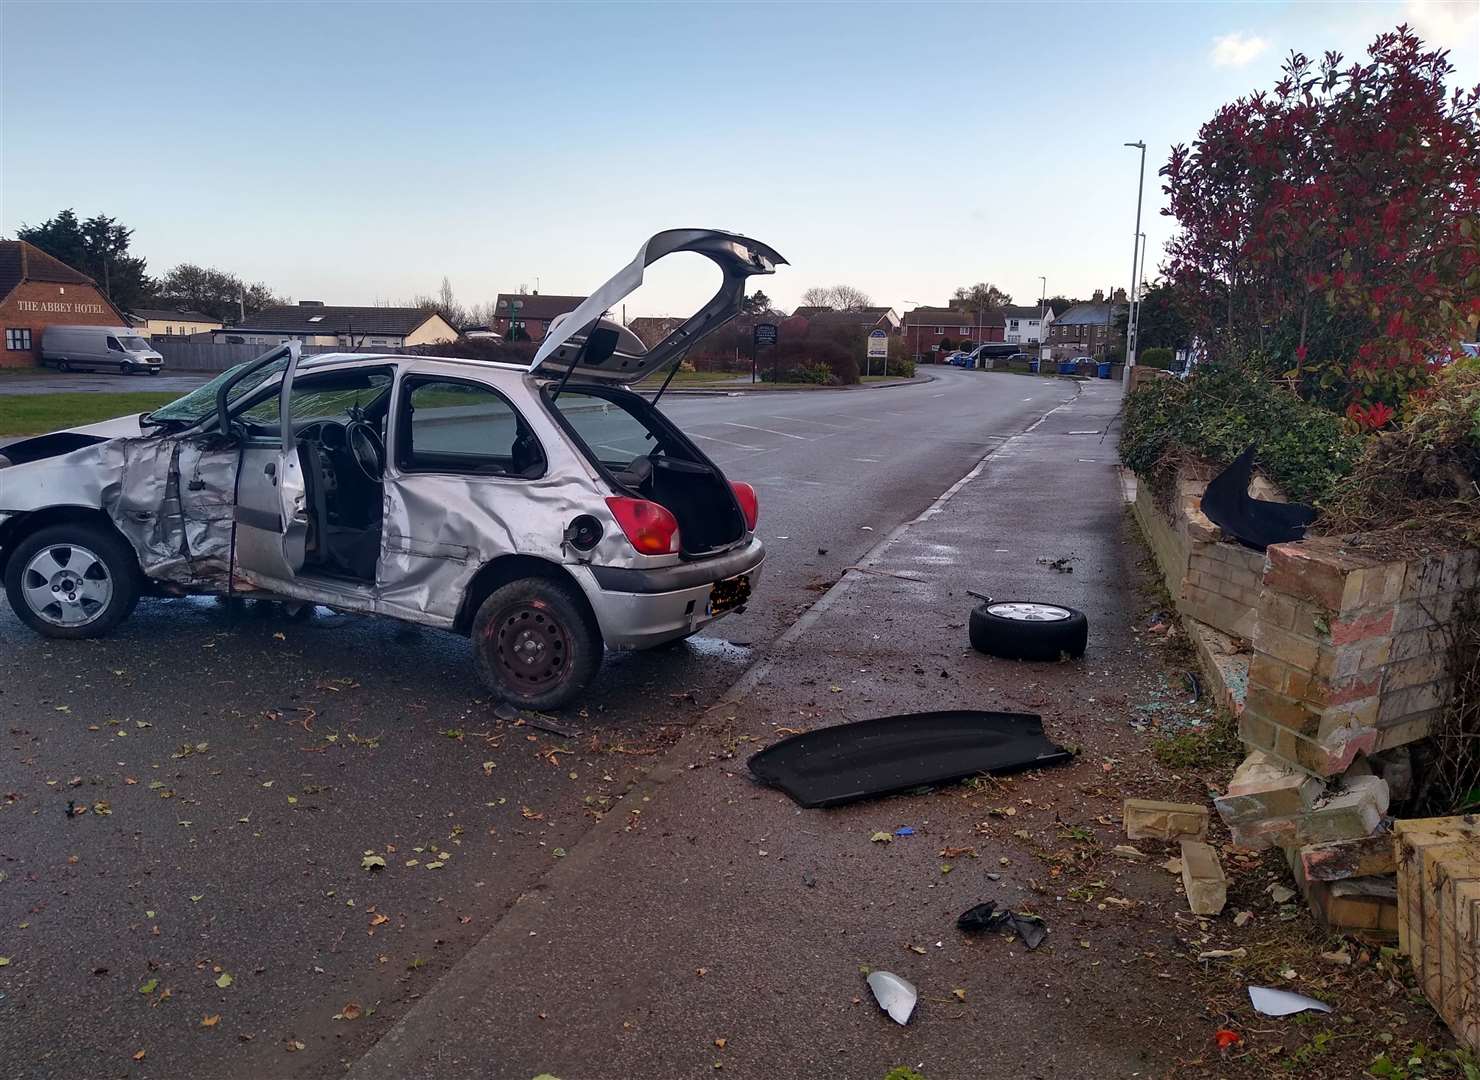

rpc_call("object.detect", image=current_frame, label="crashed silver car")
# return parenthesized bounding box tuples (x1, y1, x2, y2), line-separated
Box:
(0, 229, 784, 708)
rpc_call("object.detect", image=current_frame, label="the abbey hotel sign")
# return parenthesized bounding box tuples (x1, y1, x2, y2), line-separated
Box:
(16, 299, 108, 315)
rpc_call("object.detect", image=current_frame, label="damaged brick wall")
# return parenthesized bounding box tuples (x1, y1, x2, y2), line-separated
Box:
(1241, 540, 1480, 778)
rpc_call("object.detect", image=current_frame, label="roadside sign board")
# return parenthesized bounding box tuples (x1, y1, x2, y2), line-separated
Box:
(754, 323, 778, 346)
(867, 328, 888, 359)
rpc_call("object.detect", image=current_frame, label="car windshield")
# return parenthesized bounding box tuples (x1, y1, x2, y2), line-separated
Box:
(119, 336, 152, 351)
(146, 357, 291, 425)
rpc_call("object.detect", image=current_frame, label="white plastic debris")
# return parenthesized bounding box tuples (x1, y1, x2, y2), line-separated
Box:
(866, 970, 917, 1025)
(1248, 986, 1333, 1016)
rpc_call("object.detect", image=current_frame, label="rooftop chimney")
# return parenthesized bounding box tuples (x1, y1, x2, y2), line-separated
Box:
(299, 300, 325, 307)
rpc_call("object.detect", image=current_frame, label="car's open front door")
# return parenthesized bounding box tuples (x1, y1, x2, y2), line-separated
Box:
(231, 342, 310, 584)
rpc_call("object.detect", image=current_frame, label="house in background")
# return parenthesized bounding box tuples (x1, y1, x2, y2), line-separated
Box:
(901, 305, 1005, 358)
(493, 293, 585, 342)
(788, 305, 901, 332)
(628, 315, 685, 349)
(0, 239, 131, 368)
(1001, 304, 1055, 345)
(786, 306, 901, 339)
(1047, 290, 1127, 359)
(130, 308, 222, 339)
(211, 303, 457, 349)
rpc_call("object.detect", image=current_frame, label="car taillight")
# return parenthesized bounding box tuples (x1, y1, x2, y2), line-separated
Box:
(730, 481, 758, 531)
(605, 497, 680, 555)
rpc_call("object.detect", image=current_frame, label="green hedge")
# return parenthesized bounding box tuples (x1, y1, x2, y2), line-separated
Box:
(1138, 347, 1175, 370)
(1119, 361, 1362, 505)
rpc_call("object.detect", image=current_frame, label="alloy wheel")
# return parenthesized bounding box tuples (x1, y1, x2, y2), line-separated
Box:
(21, 544, 114, 628)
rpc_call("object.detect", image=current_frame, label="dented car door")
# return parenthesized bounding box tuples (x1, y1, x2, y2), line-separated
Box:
(231, 345, 309, 586)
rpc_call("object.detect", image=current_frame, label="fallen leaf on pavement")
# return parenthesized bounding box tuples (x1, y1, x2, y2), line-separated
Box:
(952, 988, 967, 1002)
(138, 978, 159, 994)
(133, 1050, 146, 1061)
(336, 1003, 363, 1021)
(201, 1014, 221, 1028)
(216, 973, 233, 989)
(286, 1040, 305, 1052)
(870, 832, 892, 843)
(369, 914, 389, 927)
(361, 854, 387, 871)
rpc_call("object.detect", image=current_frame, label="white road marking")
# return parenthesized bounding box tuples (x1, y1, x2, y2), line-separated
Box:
(931, 393, 946, 398)
(723, 422, 810, 440)
(767, 414, 850, 430)
(1068, 430, 1101, 435)
(691, 432, 763, 451)
(853, 457, 882, 463)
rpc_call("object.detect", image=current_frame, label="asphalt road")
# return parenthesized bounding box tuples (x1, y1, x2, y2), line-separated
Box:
(0, 367, 1079, 1079)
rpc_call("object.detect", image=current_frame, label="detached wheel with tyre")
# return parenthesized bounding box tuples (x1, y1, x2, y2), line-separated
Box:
(5, 523, 141, 639)
(969, 600, 1088, 662)
(471, 577, 602, 710)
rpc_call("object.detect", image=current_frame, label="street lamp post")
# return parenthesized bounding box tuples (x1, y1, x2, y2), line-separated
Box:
(1038, 275, 1047, 353)
(1122, 140, 1147, 387)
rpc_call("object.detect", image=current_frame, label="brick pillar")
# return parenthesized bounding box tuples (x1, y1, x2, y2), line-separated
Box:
(1240, 539, 1479, 777)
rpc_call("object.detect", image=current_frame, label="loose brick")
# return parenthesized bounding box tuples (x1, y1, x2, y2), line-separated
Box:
(1229, 775, 1386, 850)
(1300, 832, 1396, 881)
(1216, 750, 1325, 825)
(1308, 876, 1400, 935)
(1123, 798, 1209, 841)
(1180, 840, 1228, 915)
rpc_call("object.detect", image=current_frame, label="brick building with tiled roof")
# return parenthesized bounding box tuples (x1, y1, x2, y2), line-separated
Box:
(0, 240, 131, 368)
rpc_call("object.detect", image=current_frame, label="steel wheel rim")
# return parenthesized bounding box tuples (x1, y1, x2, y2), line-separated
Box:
(987, 601, 1071, 622)
(494, 602, 571, 688)
(22, 544, 113, 627)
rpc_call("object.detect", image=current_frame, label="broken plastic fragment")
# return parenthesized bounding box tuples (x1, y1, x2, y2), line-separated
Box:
(866, 970, 917, 1025)
(1247, 986, 1332, 1016)
(747, 710, 1072, 808)
(956, 901, 1048, 950)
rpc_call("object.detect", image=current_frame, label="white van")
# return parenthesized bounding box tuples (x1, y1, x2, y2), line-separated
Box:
(41, 325, 164, 375)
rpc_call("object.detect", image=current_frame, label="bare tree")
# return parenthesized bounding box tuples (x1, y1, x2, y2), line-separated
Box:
(405, 276, 472, 329)
(799, 284, 875, 311)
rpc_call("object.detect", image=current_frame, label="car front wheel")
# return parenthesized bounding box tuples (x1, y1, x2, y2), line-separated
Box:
(5, 523, 141, 639)
(471, 577, 602, 711)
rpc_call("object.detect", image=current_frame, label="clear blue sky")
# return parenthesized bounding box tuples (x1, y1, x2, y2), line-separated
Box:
(2, 1, 1475, 318)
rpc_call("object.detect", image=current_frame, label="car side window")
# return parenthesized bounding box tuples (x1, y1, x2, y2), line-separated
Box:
(399, 378, 545, 478)
(106, 337, 123, 352)
(239, 374, 392, 431)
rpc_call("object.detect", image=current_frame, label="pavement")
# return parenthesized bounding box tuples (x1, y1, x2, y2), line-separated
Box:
(342, 378, 1219, 1080)
(0, 368, 1096, 1080)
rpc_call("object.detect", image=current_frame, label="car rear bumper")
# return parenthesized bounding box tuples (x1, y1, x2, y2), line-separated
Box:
(574, 539, 764, 648)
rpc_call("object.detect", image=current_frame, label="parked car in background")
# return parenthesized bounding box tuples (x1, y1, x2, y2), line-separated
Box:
(41, 325, 164, 375)
(0, 229, 784, 709)
(946, 351, 974, 367)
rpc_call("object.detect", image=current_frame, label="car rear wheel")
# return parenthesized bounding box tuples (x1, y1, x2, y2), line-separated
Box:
(471, 577, 602, 711)
(5, 523, 141, 639)
(969, 600, 1088, 661)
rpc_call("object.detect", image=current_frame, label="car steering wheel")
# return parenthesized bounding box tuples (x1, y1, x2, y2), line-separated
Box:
(345, 419, 384, 481)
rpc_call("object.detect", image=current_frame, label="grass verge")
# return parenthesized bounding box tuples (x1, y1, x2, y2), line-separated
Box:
(0, 392, 178, 437)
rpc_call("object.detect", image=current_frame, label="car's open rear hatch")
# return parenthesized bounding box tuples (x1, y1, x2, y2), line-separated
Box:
(747, 710, 1074, 808)
(527, 229, 786, 386)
